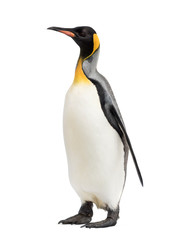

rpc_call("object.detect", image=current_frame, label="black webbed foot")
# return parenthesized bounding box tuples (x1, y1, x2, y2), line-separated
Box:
(58, 201, 93, 225)
(59, 213, 91, 225)
(81, 218, 116, 228)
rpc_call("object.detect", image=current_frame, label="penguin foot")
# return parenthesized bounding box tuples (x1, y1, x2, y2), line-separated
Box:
(58, 213, 92, 225)
(81, 218, 116, 228)
(81, 207, 120, 228)
(58, 201, 93, 225)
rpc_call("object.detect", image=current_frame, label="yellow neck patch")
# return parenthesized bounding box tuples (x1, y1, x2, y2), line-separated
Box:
(73, 34, 100, 84)
(73, 57, 90, 84)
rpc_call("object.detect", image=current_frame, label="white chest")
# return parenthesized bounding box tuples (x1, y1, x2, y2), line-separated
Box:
(64, 83, 107, 138)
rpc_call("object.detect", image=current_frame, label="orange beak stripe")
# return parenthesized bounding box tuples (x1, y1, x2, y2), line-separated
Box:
(59, 30, 75, 38)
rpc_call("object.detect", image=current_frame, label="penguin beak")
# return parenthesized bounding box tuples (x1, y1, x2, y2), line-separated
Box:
(47, 27, 75, 38)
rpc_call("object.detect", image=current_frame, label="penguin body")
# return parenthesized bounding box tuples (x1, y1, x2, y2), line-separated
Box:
(64, 82, 125, 210)
(48, 26, 143, 228)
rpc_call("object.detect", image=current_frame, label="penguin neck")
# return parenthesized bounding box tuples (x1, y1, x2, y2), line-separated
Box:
(73, 33, 100, 85)
(73, 48, 100, 85)
(73, 56, 91, 84)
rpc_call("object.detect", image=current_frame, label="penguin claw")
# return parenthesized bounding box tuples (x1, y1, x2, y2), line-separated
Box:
(58, 214, 92, 225)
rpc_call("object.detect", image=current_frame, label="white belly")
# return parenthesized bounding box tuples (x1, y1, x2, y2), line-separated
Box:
(63, 82, 125, 210)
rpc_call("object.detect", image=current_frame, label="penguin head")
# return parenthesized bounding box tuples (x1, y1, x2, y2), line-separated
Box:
(47, 26, 100, 59)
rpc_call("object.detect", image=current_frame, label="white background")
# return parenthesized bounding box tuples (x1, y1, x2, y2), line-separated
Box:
(0, 0, 175, 239)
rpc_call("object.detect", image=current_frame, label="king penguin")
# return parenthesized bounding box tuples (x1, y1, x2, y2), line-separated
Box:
(48, 26, 143, 228)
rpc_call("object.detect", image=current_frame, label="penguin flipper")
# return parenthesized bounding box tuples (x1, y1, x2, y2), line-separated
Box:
(82, 52, 143, 186)
(109, 104, 143, 186)
(87, 75, 143, 186)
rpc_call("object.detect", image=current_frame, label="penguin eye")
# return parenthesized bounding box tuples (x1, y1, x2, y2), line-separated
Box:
(78, 29, 88, 38)
(78, 30, 87, 37)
